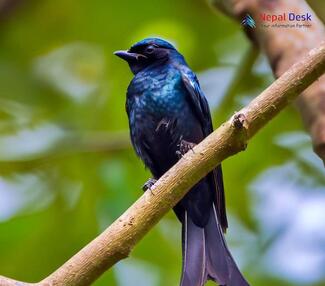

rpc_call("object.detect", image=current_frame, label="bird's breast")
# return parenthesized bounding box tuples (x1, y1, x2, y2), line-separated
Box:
(129, 68, 188, 117)
(127, 66, 205, 176)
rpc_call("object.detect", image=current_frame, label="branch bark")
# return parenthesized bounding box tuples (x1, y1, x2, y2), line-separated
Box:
(0, 42, 324, 286)
(210, 0, 325, 163)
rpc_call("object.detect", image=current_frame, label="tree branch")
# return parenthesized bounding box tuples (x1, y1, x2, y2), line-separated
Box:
(0, 42, 324, 286)
(210, 0, 325, 163)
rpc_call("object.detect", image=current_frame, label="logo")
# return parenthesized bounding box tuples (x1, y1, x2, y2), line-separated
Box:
(241, 14, 256, 28)
(260, 12, 312, 22)
(259, 12, 312, 28)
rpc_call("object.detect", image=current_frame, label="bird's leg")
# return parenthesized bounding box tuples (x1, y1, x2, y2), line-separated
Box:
(176, 139, 196, 158)
(142, 178, 157, 193)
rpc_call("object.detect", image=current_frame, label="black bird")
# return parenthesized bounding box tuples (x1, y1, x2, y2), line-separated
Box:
(115, 38, 249, 286)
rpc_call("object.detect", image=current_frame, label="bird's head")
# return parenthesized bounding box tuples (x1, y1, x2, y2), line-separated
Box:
(114, 38, 178, 74)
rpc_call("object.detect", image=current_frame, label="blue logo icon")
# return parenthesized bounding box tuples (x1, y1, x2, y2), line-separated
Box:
(242, 14, 256, 28)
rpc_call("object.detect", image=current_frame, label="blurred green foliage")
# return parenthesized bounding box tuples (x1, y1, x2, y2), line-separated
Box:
(0, 0, 324, 285)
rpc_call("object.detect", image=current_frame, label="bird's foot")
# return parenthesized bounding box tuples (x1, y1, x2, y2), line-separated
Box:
(176, 139, 196, 158)
(142, 178, 157, 193)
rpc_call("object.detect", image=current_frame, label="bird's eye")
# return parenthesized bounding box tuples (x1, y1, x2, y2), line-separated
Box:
(145, 46, 155, 54)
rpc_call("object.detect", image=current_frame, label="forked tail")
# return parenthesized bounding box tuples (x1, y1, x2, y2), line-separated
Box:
(180, 205, 249, 286)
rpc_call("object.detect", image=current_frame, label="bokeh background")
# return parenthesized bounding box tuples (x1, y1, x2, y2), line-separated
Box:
(0, 0, 325, 285)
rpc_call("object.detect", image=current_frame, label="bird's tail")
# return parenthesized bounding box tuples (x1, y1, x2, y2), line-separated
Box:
(180, 205, 249, 286)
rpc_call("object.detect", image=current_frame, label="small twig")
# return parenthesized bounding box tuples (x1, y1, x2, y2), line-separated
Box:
(0, 131, 131, 165)
(216, 44, 259, 113)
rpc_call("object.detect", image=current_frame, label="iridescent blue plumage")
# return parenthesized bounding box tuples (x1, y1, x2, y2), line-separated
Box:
(115, 38, 249, 286)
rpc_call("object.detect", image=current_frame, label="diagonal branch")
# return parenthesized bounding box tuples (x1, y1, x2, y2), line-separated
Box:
(0, 42, 324, 286)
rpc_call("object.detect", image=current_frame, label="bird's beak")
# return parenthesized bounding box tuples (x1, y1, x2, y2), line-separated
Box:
(114, 50, 147, 62)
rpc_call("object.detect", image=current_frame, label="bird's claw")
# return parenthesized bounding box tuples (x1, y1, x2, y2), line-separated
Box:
(176, 139, 196, 158)
(142, 178, 157, 194)
(176, 150, 183, 158)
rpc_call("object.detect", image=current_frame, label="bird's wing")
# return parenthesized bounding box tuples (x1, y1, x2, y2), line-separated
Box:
(181, 71, 228, 231)
(181, 72, 213, 136)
